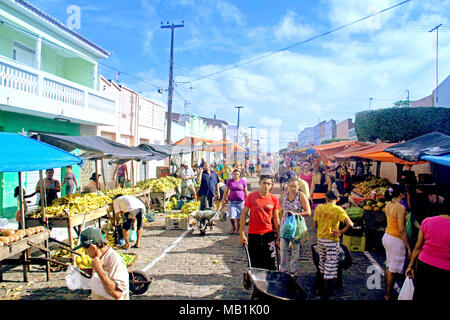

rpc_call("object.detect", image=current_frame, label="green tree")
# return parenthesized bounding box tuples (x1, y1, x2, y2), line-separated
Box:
(393, 100, 410, 108)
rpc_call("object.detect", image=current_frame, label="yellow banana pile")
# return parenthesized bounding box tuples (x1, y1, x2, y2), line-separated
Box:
(106, 187, 143, 198)
(31, 193, 112, 218)
(167, 212, 189, 219)
(181, 201, 200, 215)
(166, 196, 178, 212)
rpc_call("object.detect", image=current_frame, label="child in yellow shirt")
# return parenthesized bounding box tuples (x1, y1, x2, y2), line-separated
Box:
(313, 190, 353, 300)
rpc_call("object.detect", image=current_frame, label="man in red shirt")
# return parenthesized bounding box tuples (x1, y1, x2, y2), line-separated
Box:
(240, 175, 281, 271)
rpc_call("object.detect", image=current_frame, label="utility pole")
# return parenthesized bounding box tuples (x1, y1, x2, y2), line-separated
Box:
(429, 24, 442, 105)
(369, 97, 373, 111)
(161, 21, 184, 145)
(234, 106, 243, 162)
(405, 90, 410, 107)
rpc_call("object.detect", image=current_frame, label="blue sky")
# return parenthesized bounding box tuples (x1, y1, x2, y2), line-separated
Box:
(31, 0, 450, 149)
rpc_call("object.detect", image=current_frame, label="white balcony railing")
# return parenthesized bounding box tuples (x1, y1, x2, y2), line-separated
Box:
(0, 56, 116, 125)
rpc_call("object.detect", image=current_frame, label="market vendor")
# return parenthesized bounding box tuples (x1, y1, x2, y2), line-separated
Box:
(14, 187, 38, 229)
(73, 227, 129, 300)
(180, 162, 197, 201)
(111, 194, 145, 250)
(82, 173, 103, 193)
(196, 162, 220, 210)
(35, 168, 61, 206)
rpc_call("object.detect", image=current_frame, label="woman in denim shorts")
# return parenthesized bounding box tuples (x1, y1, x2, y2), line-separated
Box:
(222, 169, 248, 234)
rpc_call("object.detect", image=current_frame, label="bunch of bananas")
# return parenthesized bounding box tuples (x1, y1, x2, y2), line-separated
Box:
(150, 178, 176, 193)
(181, 201, 200, 215)
(165, 176, 182, 188)
(31, 193, 112, 218)
(136, 179, 153, 189)
(166, 196, 178, 212)
(106, 187, 143, 199)
(167, 212, 189, 219)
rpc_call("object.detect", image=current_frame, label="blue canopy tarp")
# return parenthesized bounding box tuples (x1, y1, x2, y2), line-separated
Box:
(421, 153, 450, 167)
(0, 133, 85, 172)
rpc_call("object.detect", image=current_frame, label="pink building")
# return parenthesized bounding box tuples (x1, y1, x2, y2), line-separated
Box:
(87, 76, 165, 188)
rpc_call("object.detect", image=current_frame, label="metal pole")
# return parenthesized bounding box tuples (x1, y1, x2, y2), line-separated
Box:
(429, 24, 442, 105)
(234, 106, 243, 162)
(161, 22, 184, 145)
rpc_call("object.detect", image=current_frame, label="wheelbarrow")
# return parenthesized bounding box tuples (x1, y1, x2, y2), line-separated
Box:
(191, 202, 226, 236)
(242, 243, 308, 301)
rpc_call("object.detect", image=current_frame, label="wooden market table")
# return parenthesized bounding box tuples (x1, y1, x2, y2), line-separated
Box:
(132, 188, 152, 211)
(25, 206, 109, 250)
(0, 230, 51, 282)
(150, 189, 176, 213)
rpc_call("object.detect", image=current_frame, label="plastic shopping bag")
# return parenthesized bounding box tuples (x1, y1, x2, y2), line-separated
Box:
(129, 228, 137, 242)
(65, 265, 90, 291)
(398, 277, 415, 300)
(406, 213, 413, 239)
(293, 214, 308, 243)
(280, 214, 297, 241)
(90, 272, 116, 300)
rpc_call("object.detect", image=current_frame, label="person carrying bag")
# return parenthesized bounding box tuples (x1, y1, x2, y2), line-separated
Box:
(279, 178, 311, 276)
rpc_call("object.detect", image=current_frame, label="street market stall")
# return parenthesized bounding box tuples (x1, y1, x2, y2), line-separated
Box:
(29, 134, 160, 252)
(333, 141, 429, 251)
(0, 133, 84, 282)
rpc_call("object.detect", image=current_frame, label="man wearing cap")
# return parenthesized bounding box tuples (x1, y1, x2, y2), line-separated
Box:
(74, 227, 129, 300)
(180, 162, 197, 201)
(111, 194, 145, 249)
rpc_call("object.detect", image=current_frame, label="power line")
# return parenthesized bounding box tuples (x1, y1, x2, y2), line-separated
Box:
(186, 0, 411, 83)
(98, 61, 162, 89)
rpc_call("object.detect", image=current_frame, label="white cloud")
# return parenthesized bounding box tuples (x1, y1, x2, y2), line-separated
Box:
(274, 11, 315, 42)
(216, 1, 246, 26)
(259, 116, 282, 128)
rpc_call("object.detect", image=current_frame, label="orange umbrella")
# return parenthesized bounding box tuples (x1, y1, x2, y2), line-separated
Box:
(311, 140, 362, 162)
(173, 136, 214, 146)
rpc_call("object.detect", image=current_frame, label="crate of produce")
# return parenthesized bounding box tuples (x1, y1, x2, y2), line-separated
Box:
(345, 224, 365, 237)
(165, 214, 189, 230)
(342, 234, 366, 252)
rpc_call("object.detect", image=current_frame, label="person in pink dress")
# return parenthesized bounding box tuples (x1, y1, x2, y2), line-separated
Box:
(300, 162, 313, 190)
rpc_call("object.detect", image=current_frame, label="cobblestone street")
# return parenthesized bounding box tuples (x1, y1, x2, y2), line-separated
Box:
(0, 177, 393, 301)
